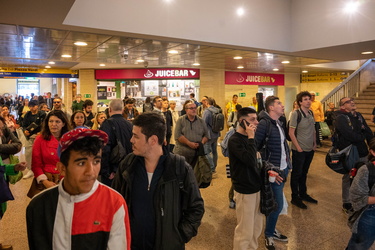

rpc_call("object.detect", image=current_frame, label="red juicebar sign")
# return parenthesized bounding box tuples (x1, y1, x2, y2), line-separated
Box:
(96, 68, 200, 80)
(225, 71, 284, 85)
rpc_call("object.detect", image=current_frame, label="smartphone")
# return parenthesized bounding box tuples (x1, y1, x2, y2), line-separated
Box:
(240, 119, 250, 130)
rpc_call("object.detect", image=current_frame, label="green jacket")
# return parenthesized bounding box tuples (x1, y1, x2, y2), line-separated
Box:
(71, 100, 84, 112)
(0, 159, 20, 219)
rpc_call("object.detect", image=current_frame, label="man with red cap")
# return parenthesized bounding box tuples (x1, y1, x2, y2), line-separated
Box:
(26, 127, 131, 250)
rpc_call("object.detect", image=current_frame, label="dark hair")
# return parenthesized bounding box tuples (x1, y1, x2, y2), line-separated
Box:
(1, 105, 10, 110)
(369, 138, 375, 161)
(265, 96, 280, 112)
(237, 107, 256, 121)
(207, 97, 215, 105)
(235, 104, 242, 110)
(190, 93, 195, 98)
(133, 112, 166, 145)
(41, 110, 71, 140)
(153, 96, 162, 104)
(296, 91, 311, 107)
(125, 99, 134, 105)
(70, 111, 87, 128)
(83, 99, 94, 108)
(29, 100, 38, 107)
(145, 97, 151, 103)
(60, 137, 104, 167)
(233, 94, 238, 98)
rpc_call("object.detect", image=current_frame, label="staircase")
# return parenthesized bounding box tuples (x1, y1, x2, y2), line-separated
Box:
(354, 82, 375, 131)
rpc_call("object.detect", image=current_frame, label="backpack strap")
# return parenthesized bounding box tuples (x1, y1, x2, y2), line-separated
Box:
(366, 162, 375, 190)
(173, 154, 186, 191)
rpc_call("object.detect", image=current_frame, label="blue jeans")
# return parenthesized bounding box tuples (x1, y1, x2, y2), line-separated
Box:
(204, 137, 218, 172)
(265, 168, 289, 238)
(347, 205, 375, 250)
(290, 150, 314, 200)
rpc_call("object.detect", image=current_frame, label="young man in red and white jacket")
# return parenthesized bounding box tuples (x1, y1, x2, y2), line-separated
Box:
(27, 127, 131, 250)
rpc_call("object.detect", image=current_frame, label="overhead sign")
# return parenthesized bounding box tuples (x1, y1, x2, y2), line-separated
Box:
(225, 71, 284, 86)
(239, 93, 246, 97)
(0, 72, 78, 78)
(301, 72, 349, 83)
(95, 68, 200, 80)
(0, 68, 78, 78)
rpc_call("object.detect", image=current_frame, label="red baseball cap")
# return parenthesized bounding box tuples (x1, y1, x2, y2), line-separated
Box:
(58, 127, 108, 157)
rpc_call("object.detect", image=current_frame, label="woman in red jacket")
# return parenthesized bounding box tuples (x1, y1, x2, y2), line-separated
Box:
(32, 110, 71, 188)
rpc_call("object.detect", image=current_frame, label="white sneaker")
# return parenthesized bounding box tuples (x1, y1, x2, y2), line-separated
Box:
(23, 170, 34, 179)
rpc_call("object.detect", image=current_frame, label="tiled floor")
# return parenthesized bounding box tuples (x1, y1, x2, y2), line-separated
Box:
(1, 142, 374, 249)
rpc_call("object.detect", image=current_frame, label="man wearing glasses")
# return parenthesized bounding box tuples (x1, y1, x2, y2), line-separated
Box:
(334, 97, 373, 214)
(52, 97, 63, 111)
(173, 100, 209, 168)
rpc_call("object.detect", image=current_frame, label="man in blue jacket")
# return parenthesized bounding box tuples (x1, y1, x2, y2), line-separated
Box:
(255, 96, 290, 250)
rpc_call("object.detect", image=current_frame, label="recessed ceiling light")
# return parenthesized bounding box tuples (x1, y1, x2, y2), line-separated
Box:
(234, 56, 243, 60)
(237, 66, 244, 69)
(302, 70, 308, 73)
(99, 64, 106, 67)
(236, 7, 244, 16)
(344, 1, 359, 13)
(273, 68, 279, 71)
(193, 63, 200, 66)
(61, 54, 72, 58)
(281, 61, 290, 64)
(136, 59, 145, 63)
(361, 51, 373, 55)
(48, 61, 55, 65)
(74, 41, 87, 46)
(45, 65, 51, 68)
(168, 50, 179, 54)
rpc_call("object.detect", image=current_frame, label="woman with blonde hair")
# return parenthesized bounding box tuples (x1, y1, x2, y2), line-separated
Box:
(91, 112, 107, 130)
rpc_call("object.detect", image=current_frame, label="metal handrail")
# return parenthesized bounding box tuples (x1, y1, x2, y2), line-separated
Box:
(321, 59, 373, 108)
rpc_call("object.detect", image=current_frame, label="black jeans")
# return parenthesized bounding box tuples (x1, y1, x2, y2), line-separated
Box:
(290, 150, 315, 199)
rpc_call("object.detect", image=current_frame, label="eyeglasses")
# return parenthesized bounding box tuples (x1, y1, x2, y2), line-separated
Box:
(186, 107, 197, 110)
(53, 101, 61, 104)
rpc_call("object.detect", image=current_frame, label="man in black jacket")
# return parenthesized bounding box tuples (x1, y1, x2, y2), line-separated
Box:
(112, 112, 204, 250)
(100, 99, 133, 186)
(334, 97, 373, 213)
(21, 100, 46, 179)
(229, 107, 263, 250)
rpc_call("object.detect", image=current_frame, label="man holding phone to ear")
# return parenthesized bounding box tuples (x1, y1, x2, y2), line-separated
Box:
(228, 107, 263, 250)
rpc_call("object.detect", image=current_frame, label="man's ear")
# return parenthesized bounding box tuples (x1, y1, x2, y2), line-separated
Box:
(148, 134, 159, 146)
(370, 149, 375, 157)
(57, 162, 67, 176)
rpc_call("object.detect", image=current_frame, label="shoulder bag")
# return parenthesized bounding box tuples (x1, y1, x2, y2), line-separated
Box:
(108, 119, 127, 165)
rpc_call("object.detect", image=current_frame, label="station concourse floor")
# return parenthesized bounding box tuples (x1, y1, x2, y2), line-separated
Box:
(1, 141, 373, 250)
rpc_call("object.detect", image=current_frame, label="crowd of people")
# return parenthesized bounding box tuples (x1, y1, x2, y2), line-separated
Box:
(0, 90, 374, 250)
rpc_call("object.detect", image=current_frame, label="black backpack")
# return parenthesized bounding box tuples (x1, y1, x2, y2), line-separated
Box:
(209, 109, 225, 133)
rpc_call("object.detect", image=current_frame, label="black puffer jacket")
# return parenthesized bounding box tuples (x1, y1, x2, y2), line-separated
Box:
(112, 152, 204, 250)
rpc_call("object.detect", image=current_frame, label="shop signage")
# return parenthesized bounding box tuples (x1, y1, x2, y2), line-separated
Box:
(84, 94, 91, 98)
(225, 71, 284, 86)
(239, 93, 246, 97)
(95, 68, 200, 80)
